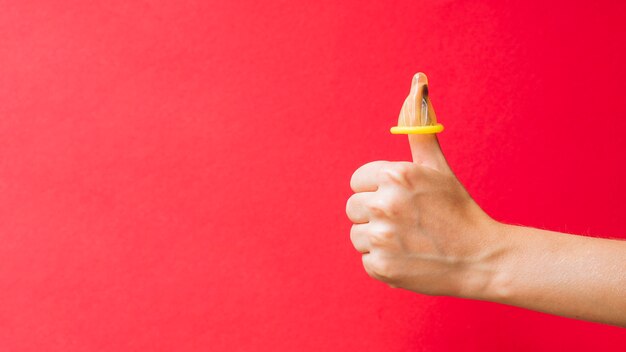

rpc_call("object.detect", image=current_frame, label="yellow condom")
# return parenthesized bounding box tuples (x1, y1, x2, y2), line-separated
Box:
(390, 72, 444, 134)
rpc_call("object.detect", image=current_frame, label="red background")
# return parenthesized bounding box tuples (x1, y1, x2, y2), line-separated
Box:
(1, 0, 626, 350)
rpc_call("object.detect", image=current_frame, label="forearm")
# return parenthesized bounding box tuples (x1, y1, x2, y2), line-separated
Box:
(475, 224, 626, 327)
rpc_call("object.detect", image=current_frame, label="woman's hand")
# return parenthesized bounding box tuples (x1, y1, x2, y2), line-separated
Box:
(346, 134, 626, 327)
(346, 134, 504, 298)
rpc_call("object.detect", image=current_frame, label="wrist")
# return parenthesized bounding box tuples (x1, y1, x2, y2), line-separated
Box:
(474, 222, 535, 304)
(457, 221, 521, 302)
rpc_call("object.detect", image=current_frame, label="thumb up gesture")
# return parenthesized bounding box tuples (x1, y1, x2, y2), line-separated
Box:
(346, 73, 500, 297)
(347, 73, 626, 328)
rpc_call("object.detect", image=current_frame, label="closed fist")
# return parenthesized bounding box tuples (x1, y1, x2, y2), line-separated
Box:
(346, 134, 500, 297)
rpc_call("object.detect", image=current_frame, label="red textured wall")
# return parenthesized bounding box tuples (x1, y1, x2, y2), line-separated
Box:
(1, 0, 625, 350)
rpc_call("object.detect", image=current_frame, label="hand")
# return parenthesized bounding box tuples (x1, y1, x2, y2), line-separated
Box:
(346, 134, 502, 297)
(347, 133, 626, 327)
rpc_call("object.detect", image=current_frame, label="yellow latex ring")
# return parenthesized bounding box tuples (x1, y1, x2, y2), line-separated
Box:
(390, 124, 444, 134)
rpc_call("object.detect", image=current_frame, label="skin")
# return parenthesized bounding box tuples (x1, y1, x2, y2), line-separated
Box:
(346, 134, 626, 327)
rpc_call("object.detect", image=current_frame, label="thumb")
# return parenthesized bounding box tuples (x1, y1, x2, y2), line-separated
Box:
(396, 72, 451, 172)
(408, 133, 451, 173)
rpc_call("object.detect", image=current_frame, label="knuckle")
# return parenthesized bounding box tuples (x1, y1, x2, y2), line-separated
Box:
(363, 254, 401, 285)
(378, 166, 395, 184)
(368, 228, 394, 246)
(371, 259, 395, 281)
(362, 255, 378, 278)
(367, 197, 400, 217)
(363, 254, 395, 281)
(385, 199, 400, 216)
(366, 198, 392, 217)
(395, 162, 414, 176)
(380, 163, 414, 186)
